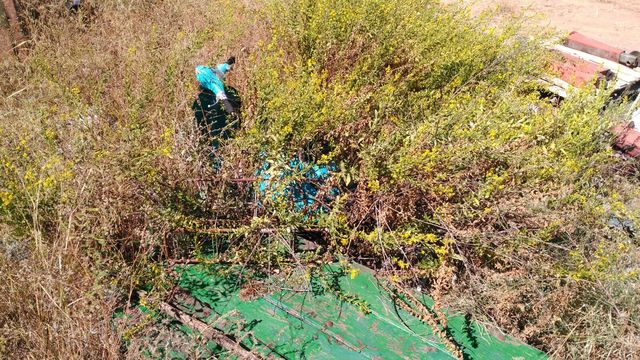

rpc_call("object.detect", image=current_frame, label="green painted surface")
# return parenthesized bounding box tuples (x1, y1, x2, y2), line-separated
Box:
(174, 263, 547, 360)
(129, 305, 236, 359)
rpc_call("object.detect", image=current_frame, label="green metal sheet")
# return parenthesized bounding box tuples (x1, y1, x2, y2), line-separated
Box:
(174, 263, 546, 360)
(118, 304, 238, 360)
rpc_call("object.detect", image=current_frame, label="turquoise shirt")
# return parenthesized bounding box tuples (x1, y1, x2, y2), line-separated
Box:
(195, 64, 231, 96)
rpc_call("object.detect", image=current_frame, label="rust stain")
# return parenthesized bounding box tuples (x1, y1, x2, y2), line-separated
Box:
(423, 346, 437, 353)
(300, 304, 320, 318)
(370, 320, 380, 333)
(483, 323, 530, 346)
(330, 332, 358, 352)
(263, 296, 361, 353)
(553, 52, 607, 87)
(566, 31, 622, 63)
(388, 337, 404, 354)
(239, 281, 267, 301)
(614, 126, 640, 158)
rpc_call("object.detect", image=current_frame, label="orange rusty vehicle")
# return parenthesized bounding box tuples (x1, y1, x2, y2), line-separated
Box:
(548, 32, 640, 157)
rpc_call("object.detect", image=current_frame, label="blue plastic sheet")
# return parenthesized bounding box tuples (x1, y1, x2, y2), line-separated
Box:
(257, 156, 339, 214)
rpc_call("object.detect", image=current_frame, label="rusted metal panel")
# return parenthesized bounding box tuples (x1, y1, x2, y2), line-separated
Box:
(565, 31, 623, 63)
(555, 44, 640, 85)
(613, 125, 640, 158)
(552, 52, 609, 87)
(565, 31, 639, 69)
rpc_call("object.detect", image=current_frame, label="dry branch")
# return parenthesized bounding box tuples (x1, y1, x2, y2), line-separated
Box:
(158, 302, 264, 360)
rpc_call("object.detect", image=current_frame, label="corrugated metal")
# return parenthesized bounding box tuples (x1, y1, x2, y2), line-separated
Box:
(165, 263, 548, 359)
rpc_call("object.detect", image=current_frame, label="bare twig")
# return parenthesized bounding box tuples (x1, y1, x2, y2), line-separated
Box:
(158, 302, 264, 360)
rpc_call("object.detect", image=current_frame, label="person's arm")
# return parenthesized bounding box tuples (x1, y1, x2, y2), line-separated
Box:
(210, 74, 235, 114)
(216, 91, 235, 114)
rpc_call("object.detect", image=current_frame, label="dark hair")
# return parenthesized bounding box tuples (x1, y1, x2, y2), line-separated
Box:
(226, 56, 236, 65)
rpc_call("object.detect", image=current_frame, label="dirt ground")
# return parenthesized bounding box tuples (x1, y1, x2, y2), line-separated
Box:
(455, 0, 640, 50)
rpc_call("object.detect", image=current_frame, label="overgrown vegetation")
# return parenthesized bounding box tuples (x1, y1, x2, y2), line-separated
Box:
(1, 0, 639, 358)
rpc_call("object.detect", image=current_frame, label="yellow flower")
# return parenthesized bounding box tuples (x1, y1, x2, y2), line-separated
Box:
(24, 170, 35, 182)
(44, 128, 56, 141)
(349, 268, 360, 279)
(43, 176, 55, 188)
(0, 191, 13, 207)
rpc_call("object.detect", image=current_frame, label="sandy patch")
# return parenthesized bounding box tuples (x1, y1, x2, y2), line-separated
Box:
(446, 0, 640, 50)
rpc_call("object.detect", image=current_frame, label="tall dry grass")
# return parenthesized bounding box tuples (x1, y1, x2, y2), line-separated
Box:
(0, 0, 262, 358)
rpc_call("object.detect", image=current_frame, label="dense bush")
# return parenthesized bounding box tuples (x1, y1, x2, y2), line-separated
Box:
(230, 0, 640, 357)
(0, 0, 638, 358)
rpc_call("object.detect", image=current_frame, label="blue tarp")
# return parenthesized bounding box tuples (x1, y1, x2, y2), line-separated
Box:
(257, 156, 338, 214)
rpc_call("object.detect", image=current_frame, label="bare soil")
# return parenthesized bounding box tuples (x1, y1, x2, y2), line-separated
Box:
(456, 0, 640, 50)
